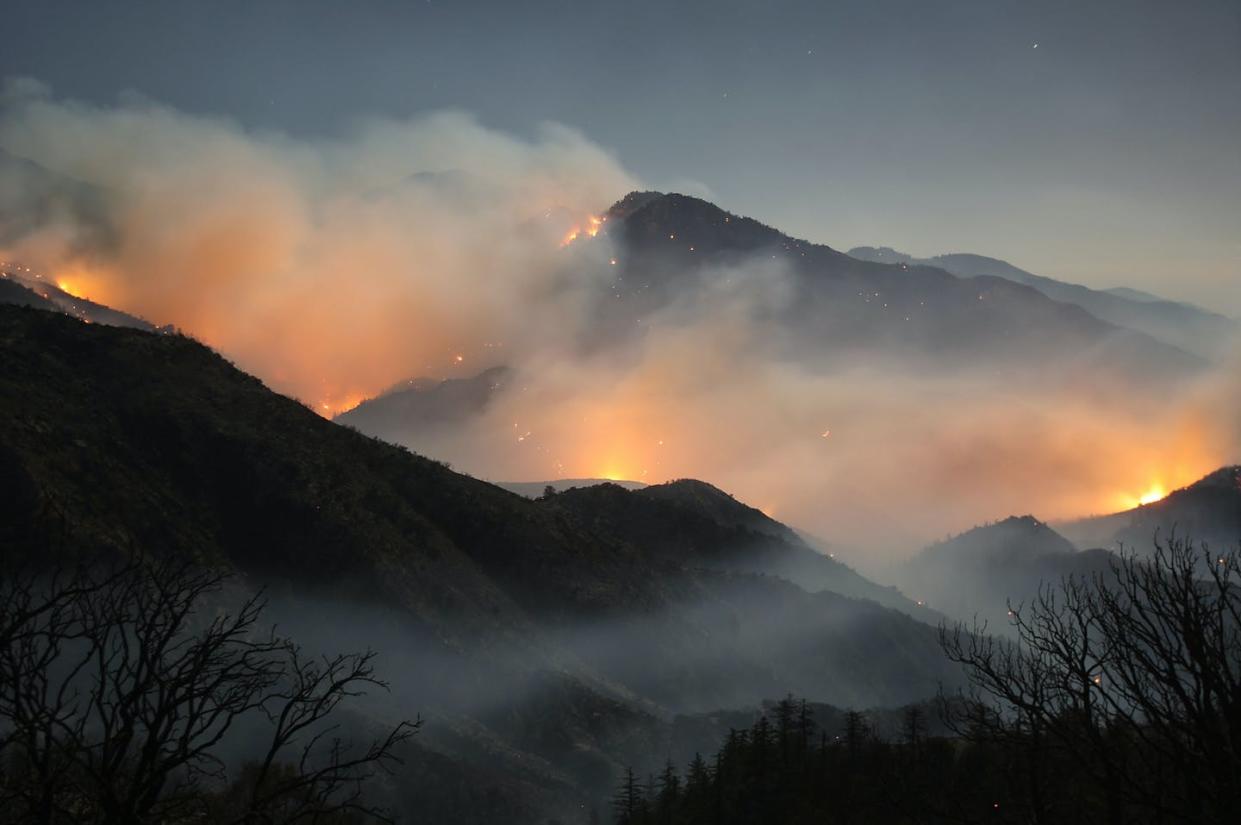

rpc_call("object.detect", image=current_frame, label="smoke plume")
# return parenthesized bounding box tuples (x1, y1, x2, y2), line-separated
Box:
(2, 81, 1237, 556)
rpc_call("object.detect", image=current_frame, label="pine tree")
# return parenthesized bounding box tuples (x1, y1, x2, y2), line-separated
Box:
(844, 710, 870, 762)
(612, 767, 644, 825)
(656, 759, 681, 824)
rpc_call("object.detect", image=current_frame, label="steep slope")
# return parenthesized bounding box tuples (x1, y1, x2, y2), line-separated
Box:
(0, 304, 962, 820)
(1058, 466, 1241, 553)
(848, 246, 1237, 361)
(898, 516, 1115, 627)
(0, 268, 154, 330)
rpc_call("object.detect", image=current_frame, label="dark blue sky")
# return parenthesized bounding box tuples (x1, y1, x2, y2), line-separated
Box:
(5, 0, 1239, 311)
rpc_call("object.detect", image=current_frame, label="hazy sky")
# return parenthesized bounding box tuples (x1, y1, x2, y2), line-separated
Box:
(5, 0, 1239, 314)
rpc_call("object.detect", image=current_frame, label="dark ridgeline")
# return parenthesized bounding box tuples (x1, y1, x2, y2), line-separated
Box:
(848, 246, 1238, 362)
(590, 192, 1203, 382)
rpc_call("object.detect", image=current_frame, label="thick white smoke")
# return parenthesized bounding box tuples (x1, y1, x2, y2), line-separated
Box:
(2, 81, 1237, 556)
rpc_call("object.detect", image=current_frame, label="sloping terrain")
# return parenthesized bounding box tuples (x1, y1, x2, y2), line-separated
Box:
(1, 268, 154, 330)
(0, 303, 961, 821)
(1058, 466, 1241, 553)
(553, 479, 935, 619)
(335, 365, 512, 446)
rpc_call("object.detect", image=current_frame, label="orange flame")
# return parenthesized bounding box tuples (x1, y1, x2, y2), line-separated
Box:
(559, 214, 606, 247)
(56, 280, 87, 300)
(1137, 484, 1167, 506)
(316, 392, 369, 418)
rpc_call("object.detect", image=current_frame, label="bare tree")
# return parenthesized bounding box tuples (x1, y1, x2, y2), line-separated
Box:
(0, 559, 418, 825)
(939, 536, 1241, 825)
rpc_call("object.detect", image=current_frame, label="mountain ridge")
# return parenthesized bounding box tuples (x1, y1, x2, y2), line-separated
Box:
(847, 245, 1237, 360)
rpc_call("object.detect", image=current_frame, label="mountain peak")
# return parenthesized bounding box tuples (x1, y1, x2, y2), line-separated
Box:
(605, 191, 821, 258)
(917, 514, 1077, 568)
(606, 190, 667, 220)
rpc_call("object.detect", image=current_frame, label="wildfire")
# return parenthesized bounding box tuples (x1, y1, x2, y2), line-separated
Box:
(56, 280, 88, 300)
(315, 392, 369, 418)
(559, 214, 606, 247)
(1137, 484, 1166, 506)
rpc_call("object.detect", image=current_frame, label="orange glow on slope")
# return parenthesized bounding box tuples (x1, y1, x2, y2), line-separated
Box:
(1137, 484, 1167, 506)
(560, 214, 606, 247)
(47, 261, 114, 306)
(316, 392, 369, 418)
(1109, 480, 1177, 513)
(56, 280, 87, 299)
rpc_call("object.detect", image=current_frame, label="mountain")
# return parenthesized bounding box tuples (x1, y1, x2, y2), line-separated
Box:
(335, 365, 511, 446)
(0, 267, 154, 330)
(847, 246, 1237, 361)
(589, 193, 1203, 381)
(898, 515, 1115, 627)
(1058, 466, 1241, 553)
(331, 194, 1206, 466)
(0, 303, 961, 823)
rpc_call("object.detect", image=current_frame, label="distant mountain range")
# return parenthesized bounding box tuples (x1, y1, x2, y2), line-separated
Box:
(0, 303, 958, 823)
(848, 246, 1237, 361)
(595, 192, 1202, 380)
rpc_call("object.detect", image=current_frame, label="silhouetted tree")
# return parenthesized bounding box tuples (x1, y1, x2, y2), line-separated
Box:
(0, 559, 417, 825)
(611, 767, 644, 825)
(940, 536, 1241, 825)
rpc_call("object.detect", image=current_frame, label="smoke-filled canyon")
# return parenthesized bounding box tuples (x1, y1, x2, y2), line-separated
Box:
(2, 80, 1238, 556)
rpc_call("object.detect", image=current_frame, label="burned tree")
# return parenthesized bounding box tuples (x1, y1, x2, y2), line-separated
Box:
(940, 536, 1241, 825)
(0, 559, 417, 825)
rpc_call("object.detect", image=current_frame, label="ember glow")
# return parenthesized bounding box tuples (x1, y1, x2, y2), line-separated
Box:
(55, 279, 85, 299)
(1, 86, 1237, 553)
(560, 214, 605, 247)
(1138, 484, 1167, 506)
